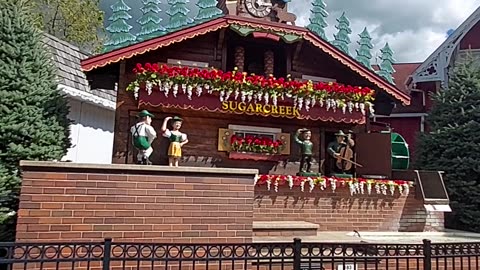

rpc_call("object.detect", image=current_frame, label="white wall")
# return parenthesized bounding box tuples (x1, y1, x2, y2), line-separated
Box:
(63, 99, 115, 164)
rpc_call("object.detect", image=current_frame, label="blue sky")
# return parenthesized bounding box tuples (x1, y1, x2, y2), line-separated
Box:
(100, 0, 480, 63)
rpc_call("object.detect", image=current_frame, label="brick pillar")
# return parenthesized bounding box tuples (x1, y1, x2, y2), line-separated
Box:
(234, 46, 245, 72)
(264, 50, 274, 76)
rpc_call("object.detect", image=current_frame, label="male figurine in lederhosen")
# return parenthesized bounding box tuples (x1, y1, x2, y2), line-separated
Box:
(294, 128, 313, 173)
(130, 110, 157, 165)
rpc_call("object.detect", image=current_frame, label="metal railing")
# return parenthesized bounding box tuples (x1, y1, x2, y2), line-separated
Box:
(0, 238, 479, 270)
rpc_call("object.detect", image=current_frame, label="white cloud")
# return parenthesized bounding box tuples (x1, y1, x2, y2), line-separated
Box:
(289, 0, 480, 62)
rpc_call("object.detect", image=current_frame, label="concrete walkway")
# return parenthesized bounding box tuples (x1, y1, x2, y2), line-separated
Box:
(254, 229, 480, 243)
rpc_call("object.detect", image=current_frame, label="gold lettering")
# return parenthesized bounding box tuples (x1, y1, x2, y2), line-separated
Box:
(255, 104, 263, 113)
(272, 105, 278, 114)
(279, 106, 286, 115)
(263, 104, 271, 114)
(229, 101, 237, 111)
(286, 106, 292, 116)
(221, 101, 229, 110)
(247, 104, 255, 113)
(293, 107, 300, 117)
(238, 102, 246, 111)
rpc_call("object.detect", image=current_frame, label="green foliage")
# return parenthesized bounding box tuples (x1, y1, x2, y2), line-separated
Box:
(104, 0, 137, 52)
(136, 0, 167, 42)
(166, 0, 194, 32)
(415, 56, 480, 232)
(0, 0, 71, 239)
(331, 12, 351, 55)
(306, 0, 329, 40)
(195, 0, 223, 22)
(376, 43, 396, 84)
(29, 0, 104, 53)
(355, 27, 373, 70)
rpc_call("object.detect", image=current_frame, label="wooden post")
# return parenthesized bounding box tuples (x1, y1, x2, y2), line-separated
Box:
(234, 46, 245, 72)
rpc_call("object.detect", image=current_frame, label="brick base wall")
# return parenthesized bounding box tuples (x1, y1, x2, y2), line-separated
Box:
(254, 185, 443, 232)
(17, 162, 257, 243)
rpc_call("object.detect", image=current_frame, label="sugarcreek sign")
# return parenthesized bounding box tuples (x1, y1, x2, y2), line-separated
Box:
(221, 101, 301, 117)
(138, 90, 365, 124)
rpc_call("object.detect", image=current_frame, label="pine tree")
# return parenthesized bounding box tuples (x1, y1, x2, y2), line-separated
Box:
(306, 0, 328, 40)
(415, 56, 480, 232)
(166, 0, 194, 32)
(376, 43, 396, 84)
(136, 0, 167, 42)
(331, 12, 352, 55)
(195, 0, 223, 22)
(104, 0, 136, 52)
(355, 27, 373, 70)
(0, 0, 71, 240)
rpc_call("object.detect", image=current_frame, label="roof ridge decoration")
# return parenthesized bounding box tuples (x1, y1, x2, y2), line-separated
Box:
(194, 0, 223, 22)
(355, 27, 373, 70)
(104, 0, 137, 52)
(376, 43, 396, 85)
(306, 0, 328, 40)
(166, 0, 194, 31)
(229, 24, 302, 43)
(331, 12, 352, 55)
(411, 6, 480, 87)
(136, 0, 167, 42)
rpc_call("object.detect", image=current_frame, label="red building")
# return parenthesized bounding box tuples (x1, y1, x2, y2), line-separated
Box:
(384, 6, 480, 160)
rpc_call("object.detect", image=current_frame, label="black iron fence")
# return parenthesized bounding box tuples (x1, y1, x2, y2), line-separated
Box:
(0, 238, 479, 270)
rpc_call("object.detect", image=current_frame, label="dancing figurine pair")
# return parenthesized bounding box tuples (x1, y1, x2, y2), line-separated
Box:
(130, 110, 188, 167)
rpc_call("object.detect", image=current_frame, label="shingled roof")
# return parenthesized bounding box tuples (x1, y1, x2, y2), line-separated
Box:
(42, 33, 116, 109)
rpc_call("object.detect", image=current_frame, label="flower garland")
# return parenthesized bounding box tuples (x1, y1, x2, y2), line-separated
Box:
(254, 175, 412, 196)
(230, 135, 284, 154)
(127, 63, 375, 115)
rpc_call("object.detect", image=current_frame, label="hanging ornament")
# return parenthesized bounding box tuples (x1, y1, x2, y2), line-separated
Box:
(134, 86, 139, 100)
(184, 85, 192, 100)
(163, 82, 170, 97)
(195, 85, 202, 97)
(225, 90, 232, 101)
(355, 102, 360, 110)
(172, 84, 179, 97)
(234, 89, 239, 100)
(287, 175, 294, 190)
(349, 182, 356, 196)
(305, 98, 311, 111)
(319, 99, 324, 108)
(330, 178, 337, 192)
(241, 91, 247, 102)
(248, 94, 253, 102)
(308, 178, 315, 193)
(204, 84, 210, 90)
(219, 90, 225, 102)
(342, 105, 346, 114)
(359, 182, 365, 194)
(389, 184, 395, 196)
(367, 182, 372, 195)
(298, 97, 304, 110)
(280, 92, 285, 100)
(348, 101, 354, 113)
(181, 84, 187, 94)
(272, 94, 278, 106)
(326, 99, 331, 111)
(257, 92, 263, 102)
(311, 98, 316, 108)
(360, 103, 366, 115)
(264, 92, 269, 105)
(293, 95, 298, 108)
(146, 81, 153, 96)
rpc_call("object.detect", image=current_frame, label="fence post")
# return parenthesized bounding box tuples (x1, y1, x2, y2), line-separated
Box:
(103, 238, 112, 270)
(423, 239, 432, 270)
(293, 238, 302, 270)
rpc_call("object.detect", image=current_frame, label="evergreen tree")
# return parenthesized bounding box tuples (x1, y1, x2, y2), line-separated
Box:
(136, 0, 167, 42)
(376, 43, 396, 84)
(331, 12, 352, 55)
(306, 0, 328, 40)
(195, 0, 223, 22)
(0, 0, 71, 240)
(166, 0, 194, 32)
(104, 0, 136, 52)
(355, 27, 373, 70)
(415, 56, 480, 232)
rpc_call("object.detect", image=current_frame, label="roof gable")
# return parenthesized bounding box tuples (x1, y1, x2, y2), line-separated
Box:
(81, 16, 410, 105)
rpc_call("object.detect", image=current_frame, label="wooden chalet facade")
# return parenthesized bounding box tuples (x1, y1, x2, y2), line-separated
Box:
(81, 15, 414, 177)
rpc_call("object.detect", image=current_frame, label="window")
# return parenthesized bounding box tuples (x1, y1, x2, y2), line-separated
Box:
(228, 125, 281, 140)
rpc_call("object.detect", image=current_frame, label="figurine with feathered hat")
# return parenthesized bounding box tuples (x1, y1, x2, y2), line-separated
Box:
(161, 116, 188, 167)
(131, 110, 157, 165)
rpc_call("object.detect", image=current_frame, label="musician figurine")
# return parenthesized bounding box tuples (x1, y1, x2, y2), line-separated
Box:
(327, 130, 358, 176)
(131, 110, 157, 165)
(294, 128, 314, 175)
(161, 116, 188, 167)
